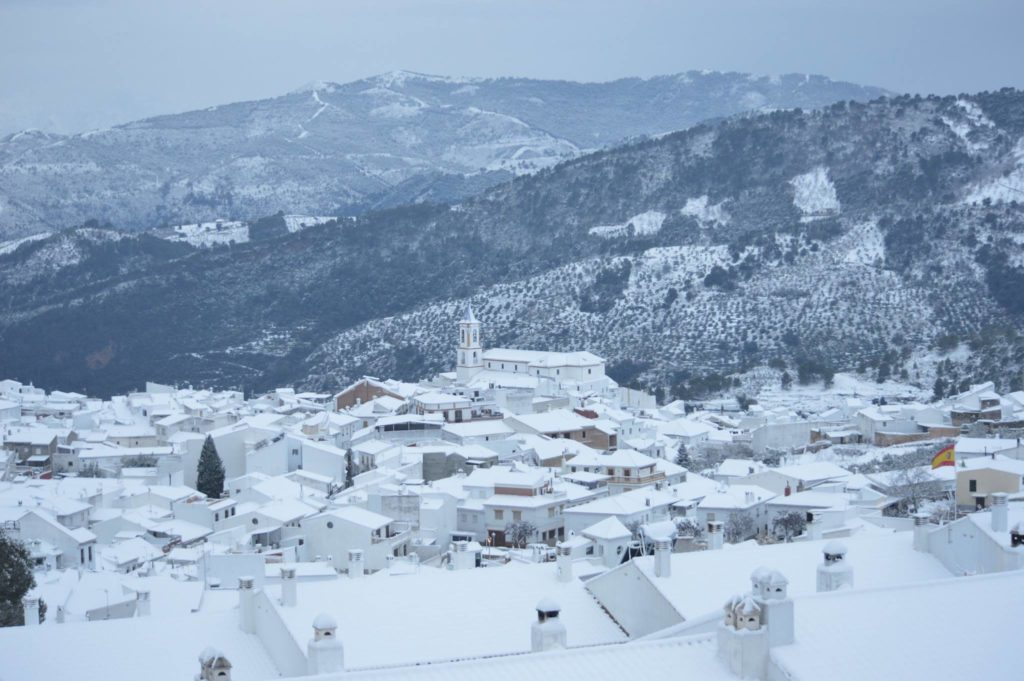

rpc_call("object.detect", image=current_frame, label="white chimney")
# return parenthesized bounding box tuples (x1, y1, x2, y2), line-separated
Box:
(452, 540, 476, 570)
(198, 647, 232, 681)
(748, 568, 794, 647)
(992, 493, 1009, 533)
(307, 613, 345, 675)
(556, 542, 573, 582)
(347, 549, 364, 578)
(22, 595, 40, 626)
(238, 576, 257, 634)
(530, 598, 567, 652)
(816, 541, 853, 593)
(280, 566, 297, 607)
(806, 511, 823, 541)
(912, 513, 931, 553)
(135, 589, 151, 617)
(653, 536, 672, 578)
(707, 520, 724, 550)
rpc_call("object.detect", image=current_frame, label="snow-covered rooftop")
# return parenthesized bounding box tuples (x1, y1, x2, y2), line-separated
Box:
(271, 561, 626, 669)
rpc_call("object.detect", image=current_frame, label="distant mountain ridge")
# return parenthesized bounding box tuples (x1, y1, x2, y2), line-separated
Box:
(1, 89, 1023, 400)
(0, 70, 889, 238)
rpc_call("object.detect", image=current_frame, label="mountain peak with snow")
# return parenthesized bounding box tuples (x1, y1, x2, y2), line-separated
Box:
(367, 69, 483, 88)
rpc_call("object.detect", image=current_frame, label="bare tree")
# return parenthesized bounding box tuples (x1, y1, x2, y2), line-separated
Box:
(725, 511, 756, 543)
(504, 521, 538, 548)
(771, 511, 807, 542)
(624, 519, 644, 540)
(674, 517, 704, 540)
(887, 466, 945, 516)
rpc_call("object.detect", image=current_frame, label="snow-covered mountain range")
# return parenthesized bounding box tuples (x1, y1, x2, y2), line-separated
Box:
(0, 70, 888, 238)
(1, 88, 1023, 400)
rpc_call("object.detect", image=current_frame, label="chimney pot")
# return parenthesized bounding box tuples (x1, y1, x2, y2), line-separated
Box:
(531, 598, 567, 652)
(307, 613, 345, 674)
(654, 537, 673, 578)
(280, 566, 298, 607)
(22, 595, 40, 626)
(135, 589, 151, 617)
(238, 576, 257, 634)
(992, 493, 1009, 533)
(912, 513, 931, 552)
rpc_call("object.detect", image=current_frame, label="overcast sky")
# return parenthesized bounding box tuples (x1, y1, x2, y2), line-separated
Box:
(2, 0, 1022, 135)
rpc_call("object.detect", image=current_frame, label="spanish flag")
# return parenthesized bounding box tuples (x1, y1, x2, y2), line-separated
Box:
(931, 444, 955, 469)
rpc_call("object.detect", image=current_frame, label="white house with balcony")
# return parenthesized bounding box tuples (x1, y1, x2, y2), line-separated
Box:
(563, 448, 666, 493)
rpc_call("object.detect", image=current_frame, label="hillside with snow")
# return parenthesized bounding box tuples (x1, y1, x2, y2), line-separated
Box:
(0, 70, 888, 238)
(1, 90, 1023, 398)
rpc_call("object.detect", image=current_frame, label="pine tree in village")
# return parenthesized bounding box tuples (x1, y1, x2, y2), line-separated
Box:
(674, 442, 691, 468)
(0, 530, 44, 626)
(344, 448, 356, 489)
(196, 435, 226, 499)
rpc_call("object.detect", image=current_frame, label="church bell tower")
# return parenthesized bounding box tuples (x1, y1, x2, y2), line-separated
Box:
(456, 305, 483, 383)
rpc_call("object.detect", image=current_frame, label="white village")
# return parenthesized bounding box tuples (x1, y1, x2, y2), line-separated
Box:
(0, 309, 1021, 680)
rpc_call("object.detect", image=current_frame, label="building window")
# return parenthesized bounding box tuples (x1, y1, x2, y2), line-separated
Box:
(215, 513, 220, 522)
(708, 512, 716, 521)
(513, 511, 522, 522)
(494, 510, 504, 520)
(969, 479, 977, 493)
(327, 521, 334, 529)
(548, 507, 555, 517)
(252, 518, 259, 525)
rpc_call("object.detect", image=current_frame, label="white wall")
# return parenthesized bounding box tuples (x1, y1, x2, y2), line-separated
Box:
(253, 589, 308, 676)
(925, 517, 1024, 575)
(203, 553, 267, 589)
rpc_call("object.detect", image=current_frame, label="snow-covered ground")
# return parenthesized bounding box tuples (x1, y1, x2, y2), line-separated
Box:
(165, 220, 249, 247)
(162, 215, 335, 247)
(282, 214, 335, 233)
(679, 195, 729, 228)
(740, 370, 930, 415)
(841, 221, 885, 266)
(942, 99, 995, 155)
(589, 210, 666, 238)
(790, 166, 840, 220)
(0, 231, 50, 256)
(964, 136, 1024, 204)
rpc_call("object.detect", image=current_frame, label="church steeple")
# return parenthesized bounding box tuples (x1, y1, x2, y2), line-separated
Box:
(456, 305, 483, 383)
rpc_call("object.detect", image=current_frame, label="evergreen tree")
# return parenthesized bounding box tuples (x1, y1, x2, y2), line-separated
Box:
(344, 449, 356, 489)
(196, 435, 225, 499)
(0, 531, 39, 627)
(673, 443, 691, 468)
